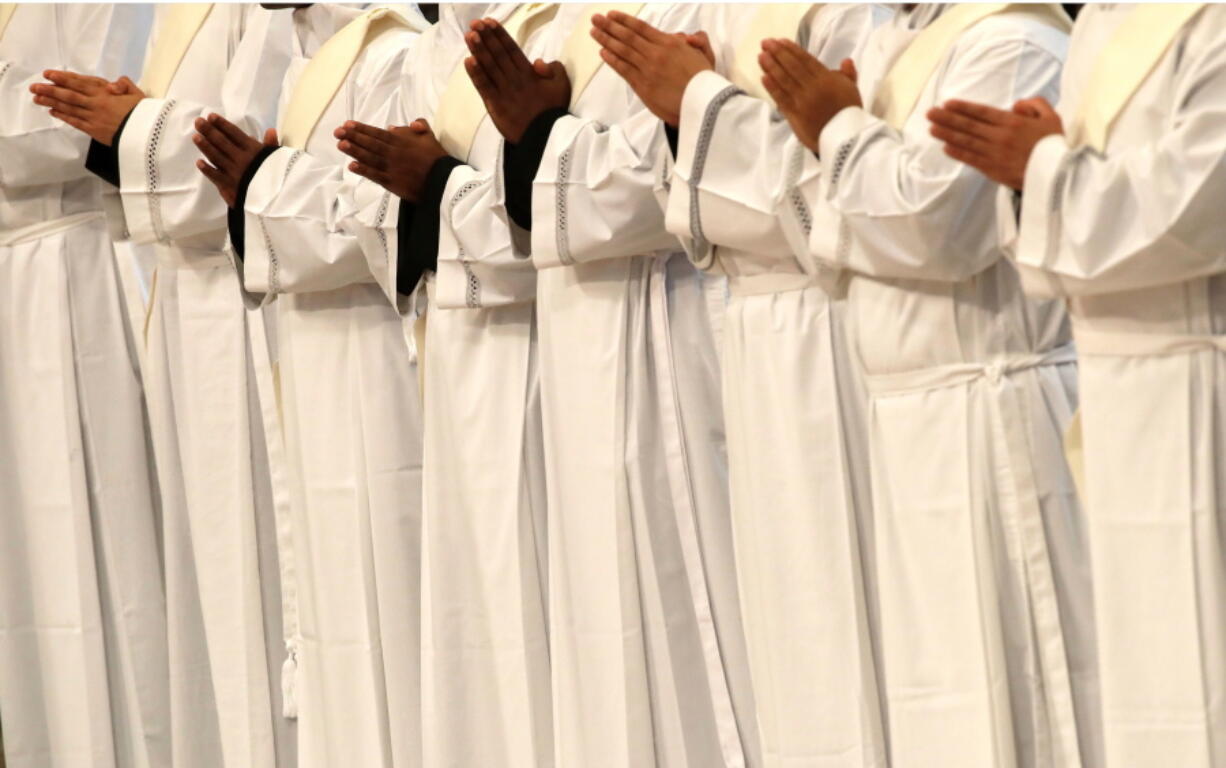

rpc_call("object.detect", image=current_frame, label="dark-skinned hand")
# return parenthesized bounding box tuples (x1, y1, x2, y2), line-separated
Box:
(193, 113, 279, 207)
(927, 97, 1063, 190)
(334, 119, 448, 203)
(759, 39, 860, 154)
(590, 11, 714, 127)
(463, 17, 570, 143)
(30, 71, 145, 146)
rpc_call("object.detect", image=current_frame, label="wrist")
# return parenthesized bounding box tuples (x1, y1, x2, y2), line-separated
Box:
(102, 97, 144, 146)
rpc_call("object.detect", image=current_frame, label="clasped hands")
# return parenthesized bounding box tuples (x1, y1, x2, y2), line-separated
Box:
(30, 70, 145, 146)
(189, 16, 575, 208)
(589, 11, 860, 153)
(588, 12, 1064, 188)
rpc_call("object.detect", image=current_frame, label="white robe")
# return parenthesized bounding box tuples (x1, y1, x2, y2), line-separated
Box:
(801, 6, 1100, 767)
(102, 6, 295, 768)
(665, 6, 890, 767)
(374, 4, 554, 766)
(237, 5, 426, 766)
(1007, 5, 1226, 765)
(0, 5, 167, 768)
(525, 4, 758, 766)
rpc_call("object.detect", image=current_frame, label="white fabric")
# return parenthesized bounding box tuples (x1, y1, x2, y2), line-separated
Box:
(238, 6, 425, 766)
(665, 6, 891, 767)
(527, 4, 759, 766)
(801, 5, 1102, 767)
(382, 5, 556, 766)
(1009, 5, 1226, 765)
(0, 6, 166, 768)
(106, 6, 297, 768)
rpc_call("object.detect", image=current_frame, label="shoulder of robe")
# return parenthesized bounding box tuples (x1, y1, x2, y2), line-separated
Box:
(354, 22, 421, 82)
(640, 2, 704, 33)
(365, 20, 422, 60)
(947, 11, 1070, 66)
(804, 4, 883, 44)
(1177, 5, 1226, 74)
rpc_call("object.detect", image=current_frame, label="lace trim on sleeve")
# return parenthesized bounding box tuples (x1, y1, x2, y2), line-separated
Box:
(688, 85, 743, 255)
(145, 99, 178, 243)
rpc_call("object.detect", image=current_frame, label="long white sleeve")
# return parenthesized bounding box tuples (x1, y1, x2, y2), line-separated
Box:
(529, 104, 679, 269)
(809, 30, 1064, 283)
(665, 5, 885, 275)
(1011, 26, 1226, 297)
(116, 6, 290, 250)
(666, 71, 810, 272)
(434, 153, 537, 309)
(242, 147, 398, 295)
(0, 4, 149, 189)
(0, 60, 93, 188)
(241, 39, 407, 296)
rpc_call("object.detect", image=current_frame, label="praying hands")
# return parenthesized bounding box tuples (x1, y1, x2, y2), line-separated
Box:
(464, 17, 571, 143)
(589, 10, 713, 127)
(927, 97, 1064, 189)
(192, 113, 278, 207)
(335, 119, 449, 203)
(757, 39, 860, 154)
(30, 70, 144, 145)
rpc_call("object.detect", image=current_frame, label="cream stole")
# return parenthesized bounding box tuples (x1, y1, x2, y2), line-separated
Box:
(434, 3, 560, 161)
(872, 3, 1072, 130)
(279, 7, 413, 150)
(728, 4, 817, 105)
(139, 3, 214, 99)
(0, 3, 17, 44)
(557, 4, 645, 106)
(1066, 3, 1206, 151)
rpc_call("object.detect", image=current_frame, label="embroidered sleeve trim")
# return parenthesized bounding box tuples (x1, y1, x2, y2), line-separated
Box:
(145, 99, 178, 243)
(373, 188, 391, 273)
(554, 144, 576, 266)
(687, 85, 743, 256)
(448, 179, 484, 307)
(826, 136, 855, 196)
(462, 259, 481, 308)
(255, 149, 302, 294)
(784, 145, 813, 238)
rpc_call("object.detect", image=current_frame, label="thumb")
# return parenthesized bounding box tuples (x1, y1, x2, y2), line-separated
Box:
(840, 58, 858, 83)
(108, 75, 137, 95)
(1012, 97, 1052, 119)
(532, 58, 551, 77)
(689, 31, 715, 65)
(1030, 97, 1058, 120)
(263, 127, 279, 146)
(410, 118, 431, 133)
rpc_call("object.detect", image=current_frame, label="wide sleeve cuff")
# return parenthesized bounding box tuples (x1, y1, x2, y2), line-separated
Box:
(228, 144, 280, 261)
(84, 108, 134, 188)
(816, 105, 875, 164)
(1016, 132, 1073, 274)
(115, 98, 178, 239)
(806, 106, 878, 269)
(398, 154, 462, 291)
(674, 69, 739, 179)
(503, 107, 568, 231)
